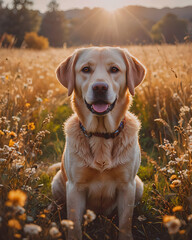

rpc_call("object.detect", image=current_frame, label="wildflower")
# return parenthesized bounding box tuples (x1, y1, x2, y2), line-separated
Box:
(18, 213, 26, 221)
(25, 103, 30, 108)
(61, 219, 74, 229)
(172, 206, 183, 212)
(44, 98, 49, 102)
(5, 75, 9, 80)
(179, 230, 186, 235)
(37, 214, 46, 218)
(180, 106, 190, 113)
(14, 234, 22, 239)
(27, 78, 32, 84)
(0, 130, 4, 136)
(0, 158, 6, 163)
(167, 168, 175, 174)
(12, 116, 20, 122)
(28, 122, 35, 130)
(170, 175, 177, 181)
(9, 131, 17, 138)
(83, 209, 96, 225)
(138, 215, 147, 221)
(36, 96, 43, 102)
(6, 189, 27, 207)
(47, 89, 53, 98)
(163, 215, 181, 235)
(49, 227, 61, 238)
(170, 180, 181, 188)
(8, 219, 22, 230)
(188, 214, 192, 222)
(9, 139, 16, 147)
(24, 224, 42, 235)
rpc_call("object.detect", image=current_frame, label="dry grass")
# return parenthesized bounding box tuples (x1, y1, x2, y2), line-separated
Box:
(0, 44, 191, 240)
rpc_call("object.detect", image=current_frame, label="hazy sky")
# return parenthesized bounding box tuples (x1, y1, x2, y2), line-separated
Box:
(3, 0, 192, 12)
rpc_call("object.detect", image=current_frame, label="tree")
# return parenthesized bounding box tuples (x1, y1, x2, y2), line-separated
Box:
(0, 0, 3, 9)
(12, 0, 33, 10)
(47, 0, 58, 12)
(151, 13, 188, 43)
(3, 0, 41, 46)
(40, 0, 68, 47)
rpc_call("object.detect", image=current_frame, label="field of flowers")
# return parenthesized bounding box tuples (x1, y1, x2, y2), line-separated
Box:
(0, 44, 191, 240)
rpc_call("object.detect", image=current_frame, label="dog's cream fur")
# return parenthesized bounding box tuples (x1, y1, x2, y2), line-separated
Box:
(51, 47, 146, 240)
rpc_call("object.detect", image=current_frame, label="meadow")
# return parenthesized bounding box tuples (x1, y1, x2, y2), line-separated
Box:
(0, 44, 191, 240)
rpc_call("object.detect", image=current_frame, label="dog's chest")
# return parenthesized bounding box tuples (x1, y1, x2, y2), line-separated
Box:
(75, 164, 129, 193)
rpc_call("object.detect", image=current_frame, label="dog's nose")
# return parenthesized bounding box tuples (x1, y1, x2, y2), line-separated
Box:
(92, 82, 108, 93)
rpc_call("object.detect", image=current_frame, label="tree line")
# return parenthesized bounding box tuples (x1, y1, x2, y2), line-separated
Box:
(0, 0, 191, 48)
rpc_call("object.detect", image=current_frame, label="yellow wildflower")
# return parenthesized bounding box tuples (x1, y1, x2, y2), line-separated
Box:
(25, 103, 30, 108)
(19, 213, 26, 221)
(9, 131, 17, 138)
(14, 233, 22, 238)
(179, 230, 186, 235)
(170, 180, 181, 188)
(163, 215, 176, 223)
(8, 219, 21, 230)
(6, 189, 27, 207)
(5, 75, 9, 80)
(38, 214, 46, 218)
(170, 175, 177, 181)
(172, 206, 183, 212)
(9, 139, 15, 147)
(0, 130, 4, 136)
(28, 122, 35, 130)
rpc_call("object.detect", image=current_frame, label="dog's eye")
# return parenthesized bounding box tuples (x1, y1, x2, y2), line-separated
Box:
(81, 66, 91, 73)
(110, 66, 119, 73)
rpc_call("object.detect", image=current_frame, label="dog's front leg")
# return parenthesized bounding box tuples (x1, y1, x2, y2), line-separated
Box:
(117, 180, 136, 240)
(66, 181, 86, 240)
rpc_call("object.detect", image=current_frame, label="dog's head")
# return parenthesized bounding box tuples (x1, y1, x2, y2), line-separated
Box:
(56, 47, 146, 116)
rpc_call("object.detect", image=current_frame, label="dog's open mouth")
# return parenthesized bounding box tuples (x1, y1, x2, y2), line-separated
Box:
(85, 98, 117, 115)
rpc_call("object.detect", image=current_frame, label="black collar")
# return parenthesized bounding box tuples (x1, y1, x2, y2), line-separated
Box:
(79, 120, 124, 139)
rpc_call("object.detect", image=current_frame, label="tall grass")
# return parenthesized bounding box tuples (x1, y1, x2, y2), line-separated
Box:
(0, 44, 191, 239)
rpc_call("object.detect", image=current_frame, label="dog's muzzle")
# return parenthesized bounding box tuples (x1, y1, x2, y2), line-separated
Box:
(85, 98, 117, 115)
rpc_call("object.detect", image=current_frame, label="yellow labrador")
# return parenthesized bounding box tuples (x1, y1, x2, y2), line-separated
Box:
(51, 47, 146, 240)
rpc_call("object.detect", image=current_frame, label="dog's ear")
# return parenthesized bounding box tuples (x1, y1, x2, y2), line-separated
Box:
(122, 49, 146, 96)
(56, 51, 78, 96)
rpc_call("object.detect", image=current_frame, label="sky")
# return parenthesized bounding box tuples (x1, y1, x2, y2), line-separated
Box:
(3, 0, 192, 12)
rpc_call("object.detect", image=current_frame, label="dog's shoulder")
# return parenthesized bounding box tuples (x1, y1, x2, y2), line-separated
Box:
(124, 111, 141, 136)
(64, 113, 81, 137)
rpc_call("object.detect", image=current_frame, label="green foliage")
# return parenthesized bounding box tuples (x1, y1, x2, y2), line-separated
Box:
(151, 13, 188, 43)
(38, 105, 73, 161)
(24, 32, 49, 49)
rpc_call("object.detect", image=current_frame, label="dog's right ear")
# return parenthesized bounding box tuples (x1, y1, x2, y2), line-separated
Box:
(56, 51, 78, 96)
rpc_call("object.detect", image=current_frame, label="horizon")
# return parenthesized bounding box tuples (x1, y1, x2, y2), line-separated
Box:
(2, 0, 192, 12)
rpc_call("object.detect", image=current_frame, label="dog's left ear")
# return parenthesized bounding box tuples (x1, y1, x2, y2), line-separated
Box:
(56, 50, 78, 96)
(122, 49, 146, 96)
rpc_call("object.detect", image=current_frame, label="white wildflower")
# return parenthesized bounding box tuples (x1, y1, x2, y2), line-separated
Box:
(167, 168, 175, 174)
(24, 224, 42, 235)
(36, 97, 43, 103)
(49, 227, 61, 238)
(84, 209, 96, 225)
(27, 78, 32, 85)
(61, 219, 74, 229)
(164, 216, 181, 235)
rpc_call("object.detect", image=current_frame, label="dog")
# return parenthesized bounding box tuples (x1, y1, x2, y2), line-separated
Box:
(51, 47, 146, 240)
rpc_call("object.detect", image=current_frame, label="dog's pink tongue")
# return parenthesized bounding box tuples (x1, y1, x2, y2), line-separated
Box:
(92, 103, 109, 113)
